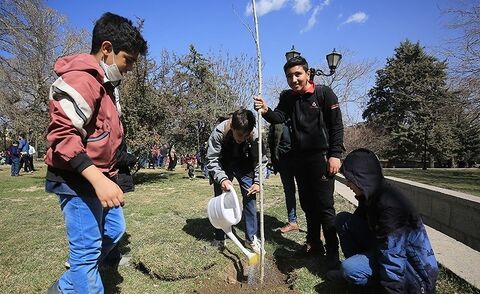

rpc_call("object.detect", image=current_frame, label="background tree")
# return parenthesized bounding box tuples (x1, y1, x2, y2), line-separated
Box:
(441, 1, 480, 166)
(363, 40, 456, 168)
(120, 45, 258, 156)
(344, 122, 388, 156)
(120, 53, 163, 158)
(315, 49, 377, 124)
(0, 0, 87, 152)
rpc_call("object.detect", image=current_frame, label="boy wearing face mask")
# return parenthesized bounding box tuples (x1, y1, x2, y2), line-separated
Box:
(44, 12, 147, 294)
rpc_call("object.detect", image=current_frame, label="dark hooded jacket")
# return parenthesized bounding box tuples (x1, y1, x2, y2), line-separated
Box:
(340, 148, 439, 294)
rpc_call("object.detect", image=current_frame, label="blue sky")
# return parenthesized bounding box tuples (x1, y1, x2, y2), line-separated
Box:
(46, 0, 460, 103)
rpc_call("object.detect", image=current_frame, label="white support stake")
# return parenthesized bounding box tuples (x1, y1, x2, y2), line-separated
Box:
(251, 0, 265, 284)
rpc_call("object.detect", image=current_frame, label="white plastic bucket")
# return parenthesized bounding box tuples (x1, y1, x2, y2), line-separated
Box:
(207, 186, 242, 230)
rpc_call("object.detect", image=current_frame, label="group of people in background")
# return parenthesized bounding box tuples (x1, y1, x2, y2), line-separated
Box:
(146, 144, 178, 171)
(5, 134, 36, 176)
(145, 143, 210, 180)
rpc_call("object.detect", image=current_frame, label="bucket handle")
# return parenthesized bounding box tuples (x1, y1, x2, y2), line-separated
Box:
(226, 185, 242, 221)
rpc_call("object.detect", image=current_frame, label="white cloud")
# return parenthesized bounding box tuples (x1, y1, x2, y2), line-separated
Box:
(292, 0, 312, 14)
(300, 0, 331, 33)
(300, 6, 320, 33)
(245, 0, 288, 16)
(342, 11, 368, 25)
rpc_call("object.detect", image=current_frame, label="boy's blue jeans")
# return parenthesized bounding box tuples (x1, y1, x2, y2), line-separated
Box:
(11, 158, 20, 176)
(335, 212, 377, 285)
(47, 181, 125, 294)
(213, 169, 257, 242)
(277, 155, 297, 223)
(336, 211, 439, 291)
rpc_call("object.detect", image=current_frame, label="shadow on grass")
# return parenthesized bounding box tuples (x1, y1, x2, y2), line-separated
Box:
(182, 217, 248, 282)
(101, 232, 132, 293)
(133, 170, 171, 185)
(183, 217, 215, 241)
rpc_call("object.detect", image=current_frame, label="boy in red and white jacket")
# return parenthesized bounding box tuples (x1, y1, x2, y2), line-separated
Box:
(45, 12, 147, 294)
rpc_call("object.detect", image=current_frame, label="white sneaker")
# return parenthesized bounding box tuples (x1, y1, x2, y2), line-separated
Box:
(246, 236, 264, 255)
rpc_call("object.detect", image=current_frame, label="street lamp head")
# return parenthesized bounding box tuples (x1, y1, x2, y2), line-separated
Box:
(326, 48, 342, 71)
(284, 46, 341, 81)
(285, 45, 301, 61)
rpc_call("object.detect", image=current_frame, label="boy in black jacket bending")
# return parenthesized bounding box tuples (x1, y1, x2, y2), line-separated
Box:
(254, 56, 344, 269)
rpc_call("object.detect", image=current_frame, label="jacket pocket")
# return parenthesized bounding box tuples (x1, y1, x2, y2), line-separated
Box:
(86, 131, 109, 142)
(84, 127, 112, 169)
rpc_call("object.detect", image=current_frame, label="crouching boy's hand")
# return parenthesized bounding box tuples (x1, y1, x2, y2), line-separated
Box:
(247, 183, 260, 196)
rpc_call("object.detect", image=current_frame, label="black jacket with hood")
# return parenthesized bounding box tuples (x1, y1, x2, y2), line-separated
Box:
(340, 149, 439, 294)
(341, 149, 421, 238)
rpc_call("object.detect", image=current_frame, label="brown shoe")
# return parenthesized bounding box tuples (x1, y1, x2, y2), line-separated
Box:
(280, 222, 299, 233)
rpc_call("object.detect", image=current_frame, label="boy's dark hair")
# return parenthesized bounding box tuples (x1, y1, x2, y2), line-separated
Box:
(283, 56, 309, 73)
(231, 108, 256, 134)
(90, 12, 148, 56)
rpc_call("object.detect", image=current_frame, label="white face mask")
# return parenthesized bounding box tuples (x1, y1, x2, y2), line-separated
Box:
(99, 49, 124, 83)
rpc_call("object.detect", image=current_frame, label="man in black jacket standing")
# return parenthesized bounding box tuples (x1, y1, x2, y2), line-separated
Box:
(254, 56, 344, 269)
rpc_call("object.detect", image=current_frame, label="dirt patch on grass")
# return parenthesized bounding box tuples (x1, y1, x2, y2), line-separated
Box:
(191, 256, 299, 293)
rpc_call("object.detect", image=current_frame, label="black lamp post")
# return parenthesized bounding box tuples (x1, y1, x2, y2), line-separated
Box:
(285, 45, 301, 61)
(285, 46, 342, 82)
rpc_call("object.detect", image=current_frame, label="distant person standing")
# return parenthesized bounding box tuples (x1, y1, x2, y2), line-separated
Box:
(28, 144, 36, 172)
(18, 134, 30, 173)
(254, 56, 345, 269)
(159, 144, 168, 168)
(44, 12, 147, 294)
(8, 141, 20, 176)
(167, 145, 177, 171)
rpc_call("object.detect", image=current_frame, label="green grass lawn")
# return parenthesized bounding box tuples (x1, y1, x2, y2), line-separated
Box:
(0, 163, 477, 293)
(384, 168, 480, 197)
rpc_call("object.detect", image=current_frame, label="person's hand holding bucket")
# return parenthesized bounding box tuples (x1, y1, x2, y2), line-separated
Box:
(221, 180, 233, 192)
(247, 183, 260, 196)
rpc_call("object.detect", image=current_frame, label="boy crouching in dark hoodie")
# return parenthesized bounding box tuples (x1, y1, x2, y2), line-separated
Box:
(328, 148, 438, 294)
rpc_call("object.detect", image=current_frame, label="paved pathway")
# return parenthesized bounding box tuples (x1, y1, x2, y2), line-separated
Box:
(335, 180, 480, 289)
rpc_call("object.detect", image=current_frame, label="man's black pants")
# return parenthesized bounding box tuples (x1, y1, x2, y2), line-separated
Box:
(293, 150, 338, 253)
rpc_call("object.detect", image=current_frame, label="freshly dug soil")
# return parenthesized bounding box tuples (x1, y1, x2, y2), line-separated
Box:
(191, 256, 300, 294)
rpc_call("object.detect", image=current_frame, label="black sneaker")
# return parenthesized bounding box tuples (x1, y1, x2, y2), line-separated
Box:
(297, 242, 326, 257)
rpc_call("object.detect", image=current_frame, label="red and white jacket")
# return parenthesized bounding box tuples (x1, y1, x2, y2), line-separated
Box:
(45, 53, 123, 178)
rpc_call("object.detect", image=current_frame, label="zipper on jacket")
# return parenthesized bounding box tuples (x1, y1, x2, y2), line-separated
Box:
(321, 127, 329, 149)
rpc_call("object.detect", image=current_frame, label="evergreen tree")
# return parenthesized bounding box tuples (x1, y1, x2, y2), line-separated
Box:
(363, 40, 456, 167)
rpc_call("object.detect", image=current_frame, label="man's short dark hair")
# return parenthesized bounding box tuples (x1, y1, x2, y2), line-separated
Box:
(90, 12, 148, 56)
(283, 56, 309, 73)
(231, 108, 256, 134)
